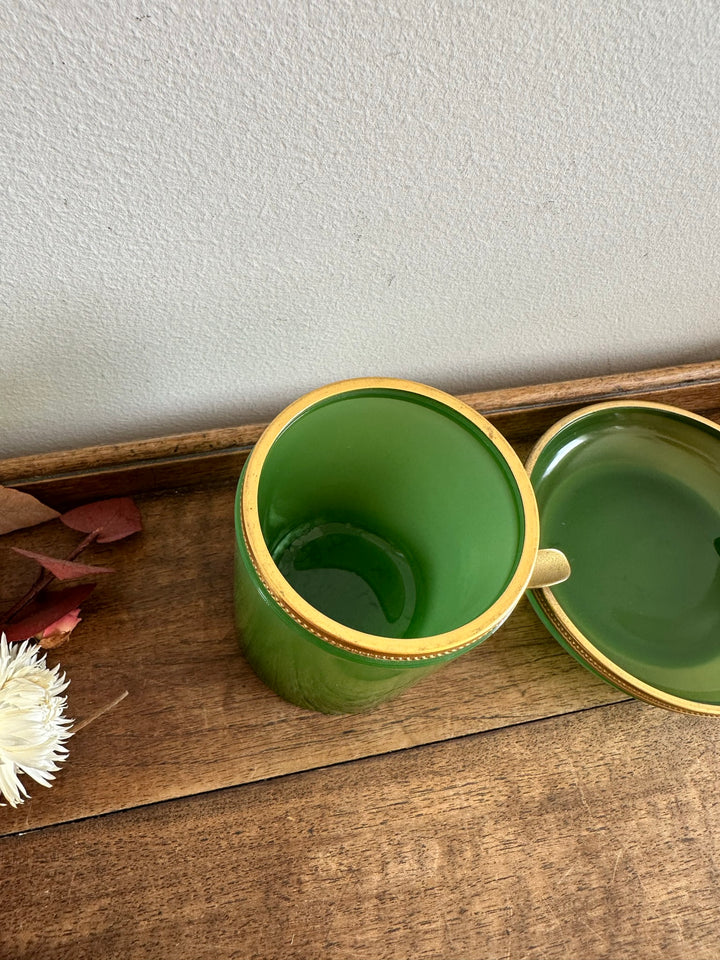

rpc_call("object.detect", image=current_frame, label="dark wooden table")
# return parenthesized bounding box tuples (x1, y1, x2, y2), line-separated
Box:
(2, 361, 720, 960)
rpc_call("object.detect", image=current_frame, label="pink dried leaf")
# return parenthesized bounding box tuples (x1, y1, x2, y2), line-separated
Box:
(1, 583, 96, 643)
(37, 608, 82, 649)
(60, 497, 142, 543)
(11, 547, 115, 580)
(0, 486, 59, 535)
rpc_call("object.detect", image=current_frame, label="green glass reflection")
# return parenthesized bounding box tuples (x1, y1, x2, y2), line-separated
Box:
(529, 406, 720, 704)
(275, 521, 418, 637)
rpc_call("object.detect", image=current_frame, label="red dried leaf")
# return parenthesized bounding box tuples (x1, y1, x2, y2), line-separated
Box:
(1, 583, 96, 643)
(11, 547, 115, 580)
(61, 497, 142, 543)
(0, 486, 59, 535)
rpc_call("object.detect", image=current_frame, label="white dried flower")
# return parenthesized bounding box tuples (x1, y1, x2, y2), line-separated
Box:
(0, 634, 72, 807)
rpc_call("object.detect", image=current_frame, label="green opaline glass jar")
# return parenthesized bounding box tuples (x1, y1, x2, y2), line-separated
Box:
(234, 378, 568, 714)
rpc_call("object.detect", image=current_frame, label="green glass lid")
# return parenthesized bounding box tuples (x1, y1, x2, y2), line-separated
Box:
(526, 401, 720, 715)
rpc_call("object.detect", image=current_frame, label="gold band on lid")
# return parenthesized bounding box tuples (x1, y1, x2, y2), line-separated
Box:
(241, 378, 540, 661)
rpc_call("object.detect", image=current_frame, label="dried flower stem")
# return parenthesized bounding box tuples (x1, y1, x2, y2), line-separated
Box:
(1, 530, 100, 623)
(72, 689, 129, 734)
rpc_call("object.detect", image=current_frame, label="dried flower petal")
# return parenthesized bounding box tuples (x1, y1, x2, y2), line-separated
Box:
(36, 609, 82, 650)
(0, 487, 59, 535)
(61, 498, 142, 543)
(1, 584, 95, 643)
(0, 634, 72, 807)
(11, 547, 114, 581)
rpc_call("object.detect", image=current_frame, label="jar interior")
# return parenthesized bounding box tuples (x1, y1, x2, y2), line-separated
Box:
(257, 389, 525, 639)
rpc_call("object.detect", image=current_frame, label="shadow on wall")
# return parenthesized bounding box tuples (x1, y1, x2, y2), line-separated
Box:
(202, 337, 720, 437)
(2, 291, 166, 456)
(3, 288, 720, 459)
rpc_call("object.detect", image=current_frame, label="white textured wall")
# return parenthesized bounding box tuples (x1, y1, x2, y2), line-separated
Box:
(2, 0, 718, 457)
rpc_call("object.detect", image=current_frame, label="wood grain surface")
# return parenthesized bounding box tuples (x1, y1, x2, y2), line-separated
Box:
(0, 476, 629, 836)
(3, 700, 719, 960)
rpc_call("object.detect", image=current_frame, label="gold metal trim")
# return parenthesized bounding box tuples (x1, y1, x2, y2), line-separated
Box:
(526, 399, 720, 716)
(528, 548, 571, 589)
(241, 377, 540, 661)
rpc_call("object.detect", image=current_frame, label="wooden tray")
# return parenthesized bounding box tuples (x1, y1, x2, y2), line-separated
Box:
(2, 360, 718, 837)
(4, 360, 720, 960)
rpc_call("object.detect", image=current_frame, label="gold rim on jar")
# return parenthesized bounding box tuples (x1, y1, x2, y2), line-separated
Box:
(526, 400, 720, 716)
(240, 377, 540, 661)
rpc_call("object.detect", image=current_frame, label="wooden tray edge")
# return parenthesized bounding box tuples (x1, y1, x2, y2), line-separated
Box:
(3, 359, 719, 485)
